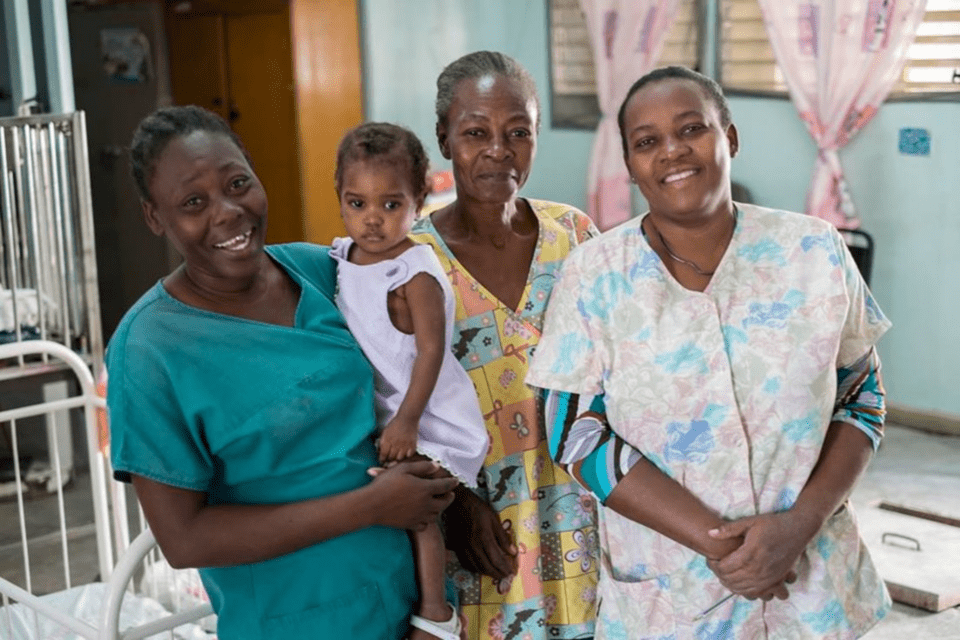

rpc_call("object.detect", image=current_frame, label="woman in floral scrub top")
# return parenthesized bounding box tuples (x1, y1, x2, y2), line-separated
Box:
(527, 67, 892, 639)
(410, 51, 600, 639)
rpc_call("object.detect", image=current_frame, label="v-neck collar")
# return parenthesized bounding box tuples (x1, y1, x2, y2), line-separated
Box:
(637, 207, 741, 296)
(418, 198, 546, 317)
(156, 248, 309, 329)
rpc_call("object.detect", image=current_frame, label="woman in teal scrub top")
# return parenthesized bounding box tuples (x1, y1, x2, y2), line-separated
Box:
(107, 106, 460, 639)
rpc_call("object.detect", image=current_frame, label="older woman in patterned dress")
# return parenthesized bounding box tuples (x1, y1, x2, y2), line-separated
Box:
(409, 51, 600, 639)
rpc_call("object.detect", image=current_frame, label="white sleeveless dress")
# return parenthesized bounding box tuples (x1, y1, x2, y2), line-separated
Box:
(330, 237, 488, 487)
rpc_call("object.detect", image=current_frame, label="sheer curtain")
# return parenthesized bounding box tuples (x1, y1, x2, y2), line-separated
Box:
(756, 0, 927, 228)
(581, 0, 682, 230)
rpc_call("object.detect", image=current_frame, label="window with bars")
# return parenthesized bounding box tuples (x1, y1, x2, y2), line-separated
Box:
(720, 0, 960, 96)
(548, 0, 701, 129)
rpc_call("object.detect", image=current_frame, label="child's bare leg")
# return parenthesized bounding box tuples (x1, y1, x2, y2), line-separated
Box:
(405, 454, 456, 639)
(412, 519, 450, 624)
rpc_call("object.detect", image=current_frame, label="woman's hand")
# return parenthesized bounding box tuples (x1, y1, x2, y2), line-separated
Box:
(378, 415, 420, 463)
(366, 460, 459, 531)
(705, 511, 814, 599)
(442, 486, 518, 580)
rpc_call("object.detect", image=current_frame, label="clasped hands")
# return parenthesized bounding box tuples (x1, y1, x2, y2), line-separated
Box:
(392, 478, 819, 603)
(704, 509, 819, 601)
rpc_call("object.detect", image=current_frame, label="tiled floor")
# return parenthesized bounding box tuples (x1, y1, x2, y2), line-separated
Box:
(1, 423, 959, 637)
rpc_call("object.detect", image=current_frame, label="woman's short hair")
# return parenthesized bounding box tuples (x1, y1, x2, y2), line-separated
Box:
(435, 50, 541, 130)
(129, 105, 248, 203)
(617, 66, 733, 155)
(334, 122, 430, 199)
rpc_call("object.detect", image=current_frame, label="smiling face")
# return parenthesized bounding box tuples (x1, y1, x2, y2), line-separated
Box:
(142, 130, 268, 285)
(437, 74, 538, 207)
(621, 78, 738, 223)
(338, 157, 423, 262)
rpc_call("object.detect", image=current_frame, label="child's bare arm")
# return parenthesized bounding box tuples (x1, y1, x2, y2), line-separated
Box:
(399, 271, 447, 416)
(378, 272, 447, 463)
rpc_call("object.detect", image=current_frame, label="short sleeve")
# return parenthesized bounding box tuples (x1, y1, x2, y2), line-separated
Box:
(831, 228, 892, 367)
(570, 210, 601, 245)
(107, 329, 213, 490)
(267, 243, 337, 301)
(527, 246, 607, 395)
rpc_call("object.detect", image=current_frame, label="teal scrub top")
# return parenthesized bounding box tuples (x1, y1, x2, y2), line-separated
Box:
(107, 243, 417, 639)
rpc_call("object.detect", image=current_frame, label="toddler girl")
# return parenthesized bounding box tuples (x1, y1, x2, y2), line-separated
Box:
(330, 122, 488, 640)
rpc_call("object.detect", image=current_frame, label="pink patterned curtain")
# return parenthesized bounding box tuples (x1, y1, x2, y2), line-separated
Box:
(581, 0, 682, 230)
(756, 0, 927, 228)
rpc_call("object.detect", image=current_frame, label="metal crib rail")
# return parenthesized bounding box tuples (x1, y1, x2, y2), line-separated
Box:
(0, 340, 215, 640)
(0, 341, 112, 587)
(100, 529, 215, 640)
(0, 112, 103, 379)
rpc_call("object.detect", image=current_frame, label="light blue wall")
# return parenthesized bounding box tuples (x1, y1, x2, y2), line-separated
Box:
(361, 0, 960, 418)
(843, 102, 959, 418)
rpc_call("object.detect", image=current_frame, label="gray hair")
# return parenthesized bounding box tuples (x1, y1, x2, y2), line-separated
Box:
(435, 51, 541, 130)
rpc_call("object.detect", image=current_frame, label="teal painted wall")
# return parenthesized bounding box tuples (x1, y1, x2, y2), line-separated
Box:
(361, 0, 960, 417)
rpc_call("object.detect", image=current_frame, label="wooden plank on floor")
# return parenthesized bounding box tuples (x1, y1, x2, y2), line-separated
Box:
(887, 404, 960, 437)
(858, 506, 960, 612)
(879, 501, 960, 528)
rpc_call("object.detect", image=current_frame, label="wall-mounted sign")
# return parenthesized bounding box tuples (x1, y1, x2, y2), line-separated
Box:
(898, 128, 931, 156)
(100, 27, 151, 83)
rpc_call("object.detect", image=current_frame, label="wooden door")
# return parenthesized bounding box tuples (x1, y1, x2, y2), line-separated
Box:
(166, 0, 363, 244)
(290, 0, 364, 243)
(166, 6, 304, 244)
(226, 12, 302, 244)
(165, 15, 229, 122)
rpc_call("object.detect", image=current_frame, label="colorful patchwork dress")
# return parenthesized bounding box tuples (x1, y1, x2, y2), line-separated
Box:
(410, 199, 599, 639)
(527, 204, 893, 639)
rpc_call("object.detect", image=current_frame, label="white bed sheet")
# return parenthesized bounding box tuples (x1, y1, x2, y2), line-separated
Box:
(0, 582, 215, 640)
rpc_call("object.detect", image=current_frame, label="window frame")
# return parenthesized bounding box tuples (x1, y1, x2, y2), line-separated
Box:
(546, 0, 601, 130)
(717, 0, 960, 103)
(546, 0, 706, 130)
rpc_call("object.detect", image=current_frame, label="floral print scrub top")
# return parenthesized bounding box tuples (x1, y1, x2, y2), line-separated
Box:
(410, 199, 600, 639)
(526, 204, 893, 640)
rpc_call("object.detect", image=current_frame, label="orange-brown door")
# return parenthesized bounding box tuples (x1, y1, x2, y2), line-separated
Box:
(165, 0, 363, 245)
(226, 11, 302, 244)
(291, 0, 364, 244)
(165, 15, 229, 122)
(166, 6, 304, 244)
